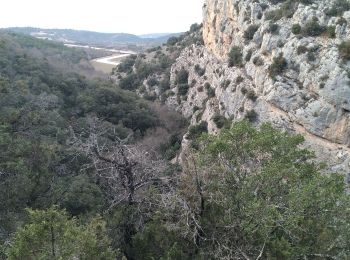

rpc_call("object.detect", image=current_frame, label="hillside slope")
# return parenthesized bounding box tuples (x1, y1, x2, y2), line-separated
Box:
(5, 27, 180, 48)
(128, 0, 350, 177)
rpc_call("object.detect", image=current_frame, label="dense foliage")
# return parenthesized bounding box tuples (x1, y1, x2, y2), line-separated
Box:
(1, 29, 350, 260)
(6, 207, 116, 259)
(0, 32, 159, 256)
(178, 121, 350, 259)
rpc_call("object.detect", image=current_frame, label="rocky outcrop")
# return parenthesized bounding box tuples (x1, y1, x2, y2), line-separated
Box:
(168, 0, 350, 176)
(138, 0, 350, 177)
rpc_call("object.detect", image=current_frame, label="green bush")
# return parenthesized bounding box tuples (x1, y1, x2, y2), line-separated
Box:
(184, 120, 350, 259)
(307, 51, 316, 62)
(221, 79, 231, 89)
(187, 121, 208, 140)
(178, 83, 189, 96)
(338, 41, 350, 61)
(247, 90, 258, 102)
(269, 53, 287, 78)
(176, 68, 189, 85)
(159, 74, 171, 92)
(265, 0, 298, 21)
(212, 114, 229, 129)
(303, 18, 326, 37)
(337, 16, 348, 26)
(244, 25, 260, 40)
(253, 56, 264, 66)
(117, 55, 137, 73)
(292, 24, 302, 34)
(228, 46, 243, 67)
(297, 45, 308, 55)
(327, 26, 336, 38)
(245, 49, 253, 62)
(268, 23, 280, 34)
(245, 109, 258, 122)
(147, 77, 159, 87)
(241, 87, 248, 95)
(236, 76, 244, 84)
(205, 83, 215, 98)
(119, 72, 140, 90)
(194, 64, 206, 76)
(167, 36, 180, 46)
(325, 0, 350, 16)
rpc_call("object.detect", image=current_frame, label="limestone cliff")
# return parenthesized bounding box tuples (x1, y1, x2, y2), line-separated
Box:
(119, 0, 350, 177)
(162, 0, 350, 177)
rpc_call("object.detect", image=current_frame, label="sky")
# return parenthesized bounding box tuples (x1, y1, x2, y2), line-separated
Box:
(0, 0, 204, 35)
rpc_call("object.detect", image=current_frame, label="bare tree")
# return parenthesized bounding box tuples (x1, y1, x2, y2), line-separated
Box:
(69, 116, 169, 208)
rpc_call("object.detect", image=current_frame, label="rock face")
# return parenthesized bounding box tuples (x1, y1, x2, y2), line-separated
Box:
(155, 0, 350, 177)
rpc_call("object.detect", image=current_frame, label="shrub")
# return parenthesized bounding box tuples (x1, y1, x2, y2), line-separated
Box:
(245, 109, 258, 122)
(206, 86, 215, 98)
(265, 9, 283, 21)
(194, 64, 206, 76)
(143, 92, 157, 101)
(119, 73, 140, 90)
(147, 77, 158, 87)
(245, 49, 253, 62)
(178, 83, 189, 96)
(212, 114, 229, 129)
(247, 90, 258, 102)
(307, 51, 316, 62)
(204, 82, 211, 89)
(265, 0, 297, 21)
(297, 45, 308, 55)
(187, 121, 208, 140)
(337, 17, 348, 26)
(159, 76, 170, 92)
(303, 18, 326, 37)
(228, 46, 243, 67)
(176, 68, 189, 85)
(268, 23, 280, 34)
(269, 53, 287, 78)
(236, 76, 244, 84)
(241, 87, 248, 95)
(221, 80, 231, 89)
(300, 0, 314, 4)
(167, 36, 179, 46)
(292, 24, 302, 34)
(325, 0, 350, 17)
(190, 79, 197, 87)
(327, 26, 336, 38)
(244, 25, 260, 40)
(190, 23, 201, 33)
(253, 56, 264, 66)
(117, 55, 137, 73)
(338, 41, 350, 61)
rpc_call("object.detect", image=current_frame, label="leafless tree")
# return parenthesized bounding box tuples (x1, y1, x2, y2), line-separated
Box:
(69, 116, 171, 209)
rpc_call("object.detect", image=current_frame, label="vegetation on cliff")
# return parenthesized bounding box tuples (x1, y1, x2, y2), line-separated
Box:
(1, 5, 350, 258)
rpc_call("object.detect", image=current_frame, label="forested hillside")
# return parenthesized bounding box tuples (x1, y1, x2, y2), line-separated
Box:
(0, 32, 169, 259)
(1, 17, 350, 259)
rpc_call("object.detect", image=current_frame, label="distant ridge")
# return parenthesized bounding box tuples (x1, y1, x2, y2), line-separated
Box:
(2, 27, 182, 47)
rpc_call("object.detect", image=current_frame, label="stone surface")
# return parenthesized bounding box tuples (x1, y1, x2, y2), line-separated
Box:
(150, 0, 350, 177)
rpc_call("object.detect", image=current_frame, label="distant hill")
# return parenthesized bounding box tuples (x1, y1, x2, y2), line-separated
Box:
(3, 27, 181, 47)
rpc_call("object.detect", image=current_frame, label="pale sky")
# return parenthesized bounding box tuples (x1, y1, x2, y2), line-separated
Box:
(0, 0, 204, 35)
